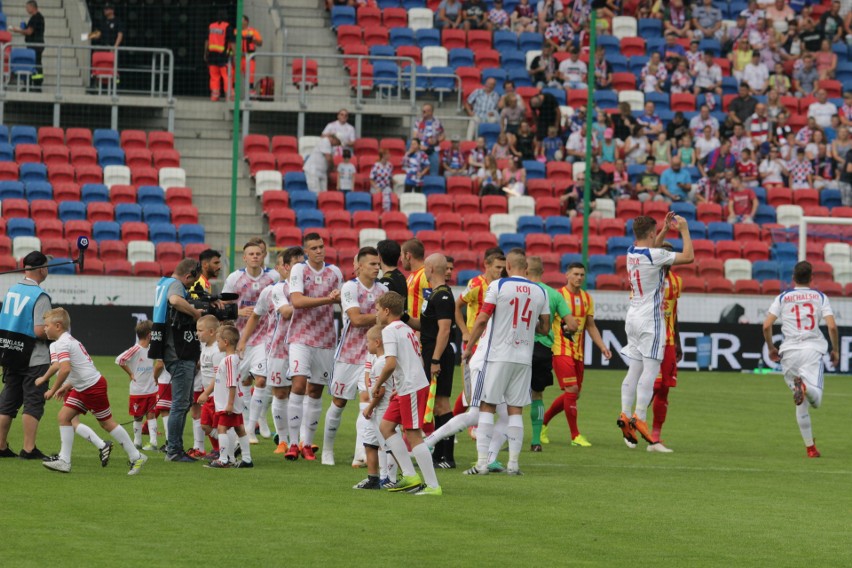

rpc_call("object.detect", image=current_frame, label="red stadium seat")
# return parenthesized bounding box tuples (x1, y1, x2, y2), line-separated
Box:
(442, 29, 467, 49)
(526, 179, 554, 200)
(536, 197, 562, 218)
(109, 184, 137, 205)
(715, 241, 742, 261)
(153, 149, 181, 169)
(599, 218, 626, 238)
(134, 261, 162, 277)
(54, 183, 81, 202)
(42, 238, 69, 258)
(70, 145, 98, 167)
(469, 231, 497, 253)
(734, 279, 761, 294)
(353, 210, 380, 230)
(416, 230, 442, 250)
(0, 237, 10, 257)
(572, 216, 599, 235)
(357, 6, 382, 28)
(271, 136, 297, 155)
(120, 130, 147, 150)
(172, 206, 199, 226)
(802, 206, 830, 217)
(733, 223, 760, 241)
(446, 176, 474, 195)
(65, 128, 93, 148)
(815, 280, 843, 295)
(435, 212, 463, 232)
(267, 209, 296, 234)
(82, 258, 105, 275)
(452, 251, 479, 271)
(767, 187, 793, 207)
(379, 138, 406, 160)
(248, 152, 276, 176)
(456, 66, 481, 95)
(542, 270, 565, 288)
(125, 148, 152, 168)
(336, 25, 362, 50)
(743, 241, 769, 261)
(671, 93, 696, 112)
(31, 200, 57, 221)
(464, 214, 491, 234)
(330, 228, 359, 249)
(184, 243, 208, 259)
(817, 79, 842, 98)
(681, 276, 706, 293)
(443, 230, 469, 251)
(1, 199, 29, 218)
(324, 210, 351, 230)
(452, 194, 479, 216)
(156, 242, 183, 263)
(698, 258, 724, 278)
(616, 199, 642, 219)
(611, 72, 636, 91)
(798, 96, 818, 114)
(691, 239, 715, 260)
(811, 260, 834, 281)
(553, 234, 580, 253)
(364, 27, 389, 48)
(427, 194, 454, 215)
(121, 222, 149, 242)
(377, 211, 405, 231)
(396, 45, 422, 66)
(383, 7, 407, 28)
(526, 233, 552, 254)
(76, 165, 103, 185)
(587, 235, 607, 255)
(106, 260, 133, 276)
(98, 240, 128, 263)
(243, 134, 270, 158)
(164, 187, 192, 207)
(292, 59, 319, 88)
(88, 202, 114, 223)
(276, 152, 304, 175)
(481, 196, 507, 215)
(38, 127, 65, 147)
(318, 191, 345, 212)
(148, 132, 175, 151)
(793, 188, 819, 207)
(42, 145, 69, 166)
(0, 162, 18, 181)
(620, 37, 645, 57)
(384, 229, 413, 244)
(474, 49, 500, 69)
(596, 274, 624, 291)
(262, 190, 289, 212)
(642, 201, 669, 224)
(15, 144, 41, 163)
(567, 89, 587, 107)
(467, 30, 492, 51)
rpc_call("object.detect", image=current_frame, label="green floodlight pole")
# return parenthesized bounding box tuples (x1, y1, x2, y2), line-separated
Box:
(582, 7, 597, 274)
(229, 0, 246, 270)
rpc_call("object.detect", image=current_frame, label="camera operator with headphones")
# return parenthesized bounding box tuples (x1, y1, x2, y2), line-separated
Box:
(150, 259, 203, 463)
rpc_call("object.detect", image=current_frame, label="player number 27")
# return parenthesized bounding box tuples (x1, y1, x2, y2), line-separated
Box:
(510, 296, 533, 329)
(792, 303, 816, 331)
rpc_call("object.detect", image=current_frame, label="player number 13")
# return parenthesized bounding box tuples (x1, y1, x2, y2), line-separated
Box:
(792, 303, 816, 331)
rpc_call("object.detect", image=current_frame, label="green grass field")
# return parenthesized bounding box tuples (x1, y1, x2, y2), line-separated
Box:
(1, 358, 850, 567)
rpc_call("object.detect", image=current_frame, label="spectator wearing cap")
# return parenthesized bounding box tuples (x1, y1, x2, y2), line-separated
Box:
(692, 0, 724, 41)
(0, 251, 54, 460)
(441, 136, 469, 177)
(808, 89, 838, 129)
(88, 3, 125, 48)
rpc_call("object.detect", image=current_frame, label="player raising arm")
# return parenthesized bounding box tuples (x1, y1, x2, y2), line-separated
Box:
(762, 261, 839, 458)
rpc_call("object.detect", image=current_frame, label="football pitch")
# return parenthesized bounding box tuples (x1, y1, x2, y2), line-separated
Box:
(1, 358, 850, 567)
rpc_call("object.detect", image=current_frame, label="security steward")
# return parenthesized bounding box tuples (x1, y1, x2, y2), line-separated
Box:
(204, 10, 234, 101)
(11, 1, 45, 90)
(238, 15, 263, 98)
(0, 251, 53, 459)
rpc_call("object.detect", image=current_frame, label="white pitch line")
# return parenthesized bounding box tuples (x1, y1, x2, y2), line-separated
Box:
(529, 462, 852, 475)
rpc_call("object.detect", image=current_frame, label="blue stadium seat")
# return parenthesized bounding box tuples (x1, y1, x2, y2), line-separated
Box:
(779, 260, 797, 283)
(482, 68, 507, 85)
(0, 143, 13, 161)
(516, 215, 544, 236)
(137, 185, 166, 206)
(646, 92, 669, 111)
(707, 222, 733, 241)
(0, 125, 8, 143)
(772, 243, 798, 263)
(25, 181, 52, 201)
(10, 125, 37, 146)
(560, 253, 583, 272)
(283, 172, 309, 192)
(98, 147, 125, 167)
(402, 65, 429, 93)
(523, 160, 545, 180)
(687, 220, 707, 239)
(178, 224, 206, 245)
(373, 61, 400, 92)
(92, 129, 120, 150)
(19, 162, 47, 183)
(699, 39, 721, 57)
(93, 221, 121, 242)
(296, 209, 324, 230)
(48, 258, 76, 275)
(498, 233, 525, 251)
(408, 212, 435, 232)
(667, 238, 683, 251)
(670, 201, 696, 221)
(8, 218, 35, 238)
(753, 186, 767, 205)
(402, 0, 425, 8)
(81, 183, 110, 204)
(415, 29, 440, 49)
(627, 164, 645, 183)
(59, 201, 87, 222)
(330, 5, 356, 28)
(345, 192, 372, 212)
(628, 55, 649, 76)
(607, 237, 633, 256)
(821, 188, 842, 209)
(478, 123, 502, 149)
(721, 76, 739, 95)
(545, 217, 571, 236)
(754, 204, 777, 224)
(448, 48, 474, 68)
(143, 204, 171, 224)
(725, 1, 747, 19)
(115, 203, 143, 224)
(0, 181, 25, 200)
(389, 28, 415, 49)
(428, 66, 456, 93)
(290, 191, 318, 211)
(377, 0, 401, 7)
(457, 269, 480, 287)
(507, 67, 532, 88)
(493, 31, 518, 52)
(589, 254, 616, 276)
(149, 222, 178, 245)
(594, 90, 618, 110)
(542, 87, 567, 105)
(585, 273, 597, 289)
(752, 260, 780, 282)
(638, 18, 662, 37)
(608, 54, 628, 74)
(518, 32, 543, 53)
(421, 175, 446, 195)
(500, 49, 526, 70)
(597, 35, 620, 56)
(370, 45, 396, 60)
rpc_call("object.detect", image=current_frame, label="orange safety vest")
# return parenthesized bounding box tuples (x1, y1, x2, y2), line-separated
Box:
(208, 21, 229, 54)
(242, 27, 262, 54)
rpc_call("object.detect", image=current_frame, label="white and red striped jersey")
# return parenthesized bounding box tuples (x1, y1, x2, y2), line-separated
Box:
(213, 353, 245, 413)
(479, 277, 549, 364)
(115, 343, 156, 396)
(381, 320, 428, 396)
(50, 332, 101, 391)
(267, 281, 291, 360)
(287, 262, 344, 349)
(625, 246, 676, 321)
(768, 287, 834, 354)
(222, 268, 279, 331)
(199, 341, 225, 391)
(336, 279, 387, 364)
(366, 353, 392, 403)
(248, 284, 277, 348)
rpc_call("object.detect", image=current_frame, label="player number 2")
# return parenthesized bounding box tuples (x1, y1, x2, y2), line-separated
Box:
(792, 303, 816, 331)
(510, 296, 532, 329)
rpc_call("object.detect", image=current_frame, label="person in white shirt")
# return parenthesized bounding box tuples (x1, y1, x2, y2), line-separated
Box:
(321, 108, 357, 150)
(742, 51, 769, 94)
(558, 47, 587, 89)
(807, 89, 838, 129)
(692, 52, 722, 96)
(336, 149, 356, 192)
(694, 125, 721, 160)
(617, 213, 694, 450)
(115, 320, 159, 451)
(37, 308, 148, 475)
(759, 147, 787, 186)
(303, 133, 341, 192)
(762, 261, 839, 458)
(462, 249, 550, 476)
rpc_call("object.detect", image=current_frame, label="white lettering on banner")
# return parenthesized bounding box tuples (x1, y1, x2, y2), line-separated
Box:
(598, 330, 625, 365)
(2, 292, 31, 317)
(679, 331, 702, 370)
(712, 333, 742, 371)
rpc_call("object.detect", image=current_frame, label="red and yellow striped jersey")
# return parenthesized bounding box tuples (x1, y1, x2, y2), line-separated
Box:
(552, 287, 594, 359)
(406, 266, 429, 315)
(461, 274, 487, 331)
(663, 270, 682, 346)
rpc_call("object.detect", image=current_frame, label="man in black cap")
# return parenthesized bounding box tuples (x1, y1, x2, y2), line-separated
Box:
(88, 3, 125, 48)
(0, 251, 53, 459)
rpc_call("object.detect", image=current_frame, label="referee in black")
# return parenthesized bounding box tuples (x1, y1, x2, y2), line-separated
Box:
(409, 253, 456, 469)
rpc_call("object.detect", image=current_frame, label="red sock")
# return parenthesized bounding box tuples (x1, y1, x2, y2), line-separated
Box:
(564, 392, 579, 439)
(422, 422, 434, 436)
(652, 385, 669, 442)
(142, 421, 149, 435)
(209, 435, 219, 451)
(543, 393, 567, 426)
(453, 392, 466, 416)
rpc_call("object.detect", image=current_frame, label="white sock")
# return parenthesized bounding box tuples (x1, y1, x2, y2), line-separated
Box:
(506, 414, 524, 469)
(621, 359, 643, 414)
(209, 430, 219, 439)
(323, 404, 345, 453)
(227, 430, 238, 462)
(192, 418, 204, 451)
(161, 414, 169, 444)
(808, 383, 823, 409)
(75, 423, 106, 449)
(487, 404, 509, 462)
(385, 451, 398, 480)
(354, 403, 369, 461)
(796, 404, 814, 447)
(109, 425, 141, 461)
(238, 434, 253, 463)
(384, 432, 416, 477)
(59, 425, 75, 463)
(378, 447, 388, 478)
(132, 420, 143, 446)
(259, 389, 273, 431)
(300, 396, 311, 445)
(147, 418, 159, 445)
(425, 408, 478, 448)
(218, 430, 232, 463)
(411, 443, 439, 488)
(272, 396, 289, 444)
(304, 396, 323, 446)
(287, 393, 304, 446)
(248, 386, 266, 432)
(475, 412, 495, 468)
(634, 358, 662, 421)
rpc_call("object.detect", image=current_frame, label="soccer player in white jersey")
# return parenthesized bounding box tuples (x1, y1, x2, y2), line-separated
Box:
(618, 213, 694, 448)
(284, 233, 344, 461)
(462, 250, 550, 476)
(195, 315, 225, 459)
(222, 241, 280, 428)
(762, 261, 839, 458)
(322, 247, 387, 465)
(115, 320, 159, 451)
(37, 308, 148, 475)
(374, 292, 442, 495)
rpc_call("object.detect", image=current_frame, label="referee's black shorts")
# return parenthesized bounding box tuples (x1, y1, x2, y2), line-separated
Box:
(421, 344, 454, 398)
(530, 341, 554, 393)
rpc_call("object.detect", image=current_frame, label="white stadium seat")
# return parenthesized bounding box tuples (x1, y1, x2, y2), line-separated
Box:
(508, 196, 535, 217)
(158, 167, 186, 190)
(490, 213, 517, 237)
(360, 228, 386, 248)
(595, 198, 616, 219)
(724, 258, 752, 283)
(104, 165, 131, 189)
(823, 242, 850, 266)
(422, 46, 448, 69)
(612, 16, 638, 39)
(127, 240, 156, 264)
(298, 136, 320, 158)
(776, 204, 803, 227)
(408, 8, 434, 31)
(618, 90, 644, 112)
(399, 193, 426, 215)
(13, 236, 41, 261)
(255, 170, 283, 197)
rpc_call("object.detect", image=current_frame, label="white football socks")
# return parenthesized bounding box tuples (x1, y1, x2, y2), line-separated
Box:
(506, 414, 524, 469)
(475, 412, 495, 469)
(219, 430, 232, 464)
(249, 386, 267, 432)
(323, 403, 344, 453)
(161, 414, 169, 445)
(238, 434, 253, 463)
(425, 408, 479, 448)
(74, 423, 106, 449)
(287, 393, 304, 447)
(411, 443, 439, 488)
(384, 432, 416, 477)
(796, 404, 814, 447)
(634, 358, 663, 421)
(621, 359, 643, 415)
(192, 418, 204, 451)
(147, 418, 158, 445)
(354, 403, 369, 461)
(304, 396, 323, 447)
(58, 425, 74, 463)
(132, 420, 143, 446)
(487, 403, 509, 462)
(109, 425, 141, 462)
(272, 396, 289, 444)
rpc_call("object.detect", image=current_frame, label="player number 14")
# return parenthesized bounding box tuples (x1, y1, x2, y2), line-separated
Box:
(510, 296, 532, 329)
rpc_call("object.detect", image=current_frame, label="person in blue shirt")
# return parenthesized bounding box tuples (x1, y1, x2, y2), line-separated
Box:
(659, 156, 695, 202)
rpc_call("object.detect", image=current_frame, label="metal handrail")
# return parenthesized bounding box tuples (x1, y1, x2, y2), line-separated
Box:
(0, 42, 175, 102)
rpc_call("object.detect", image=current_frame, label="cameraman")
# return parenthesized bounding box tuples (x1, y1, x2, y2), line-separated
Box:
(151, 259, 203, 463)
